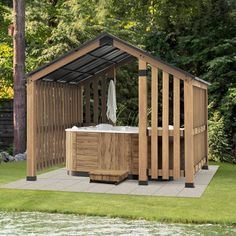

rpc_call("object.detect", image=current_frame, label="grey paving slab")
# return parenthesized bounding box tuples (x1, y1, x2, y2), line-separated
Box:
(177, 185, 206, 198)
(85, 183, 116, 193)
(0, 165, 219, 198)
(154, 184, 184, 196)
(129, 182, 164, 196)
(107, 180, 139, 195)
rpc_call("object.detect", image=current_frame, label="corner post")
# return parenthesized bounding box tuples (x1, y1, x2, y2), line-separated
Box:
(184, 79, 194, 187)
(138, 59, 148, 185)
(26, 80, 37, 181)
(202, 89, 209, 170)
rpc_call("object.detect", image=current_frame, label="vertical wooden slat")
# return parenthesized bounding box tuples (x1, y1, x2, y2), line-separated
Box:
(101, 78, 107, 123)
(93, 79, 99, 124)
(184, 80, 194, 187)
(85, 82, 91, 124)
(138, 59, 148, 185)
(43, 82, 47, 168)
(27, 81, 37, 180)
(162, 71, 169, 180)
(151, 66, 158, 179)
(173, 77, 180, 179)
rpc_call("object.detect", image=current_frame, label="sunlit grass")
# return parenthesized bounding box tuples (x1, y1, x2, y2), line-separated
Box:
(0, 161, 235, 225)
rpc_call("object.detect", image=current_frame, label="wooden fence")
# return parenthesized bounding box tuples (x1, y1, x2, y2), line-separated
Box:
(0, 99, 13, 151)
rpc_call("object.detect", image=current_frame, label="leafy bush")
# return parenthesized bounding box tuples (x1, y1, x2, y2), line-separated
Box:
(208, 111, 234, 163)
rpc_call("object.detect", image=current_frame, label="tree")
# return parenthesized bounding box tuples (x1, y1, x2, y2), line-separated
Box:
(13, 0, 26, 155)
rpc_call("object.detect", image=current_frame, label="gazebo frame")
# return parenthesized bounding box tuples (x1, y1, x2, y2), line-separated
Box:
(26, 32, 210, 187)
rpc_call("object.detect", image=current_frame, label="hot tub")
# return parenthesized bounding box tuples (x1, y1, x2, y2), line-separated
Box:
(66, 124, 185, 177)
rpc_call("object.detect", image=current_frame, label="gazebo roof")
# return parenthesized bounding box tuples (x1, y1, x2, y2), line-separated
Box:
(27, 32, 210, 86)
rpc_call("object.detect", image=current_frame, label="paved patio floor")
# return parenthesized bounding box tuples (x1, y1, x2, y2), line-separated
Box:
(0, 165, 218, 198)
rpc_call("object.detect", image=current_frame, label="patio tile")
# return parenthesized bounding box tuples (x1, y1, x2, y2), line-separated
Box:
(153, 184, 184, 197)
(177, 185, 206, 198)
(62, 181, 97, 192)
(0, 165, 219, 198)
(194, 174, 214, 185)
(85, 183, 116, 193)
(107, 181, 139, 195)
(129, 184, 163, 196)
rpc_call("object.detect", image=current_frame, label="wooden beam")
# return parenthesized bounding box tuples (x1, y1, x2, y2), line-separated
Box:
(138, 59, 148, 185)
(173, 77, 180, 180)
(113, 40, 192, 82)
(162, 71, 169, 180)
(184, 80, 195, 187)
(26, 81, 37, 180)
(191, 79, 208, 90)
(28, 41, 100, 82)
(151, 66, 158, 179)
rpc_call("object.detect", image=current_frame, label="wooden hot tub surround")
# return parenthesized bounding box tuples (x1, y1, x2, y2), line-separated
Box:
(66, 127, 185, 183)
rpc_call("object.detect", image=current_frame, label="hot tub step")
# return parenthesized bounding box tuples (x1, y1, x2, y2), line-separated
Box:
(89, 170, 128, 185)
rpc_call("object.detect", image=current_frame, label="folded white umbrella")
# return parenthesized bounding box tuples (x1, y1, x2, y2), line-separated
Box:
(106, 80, 117, 124)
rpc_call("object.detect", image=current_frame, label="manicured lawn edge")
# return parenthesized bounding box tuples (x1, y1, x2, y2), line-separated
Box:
(0, 161, 236, 225)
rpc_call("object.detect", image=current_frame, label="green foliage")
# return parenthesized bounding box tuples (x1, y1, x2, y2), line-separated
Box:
(145, 0, 236, 162)
(0, 0, 235, 161)
(208, 111, 232, 162)
(0, 3, 13, 99)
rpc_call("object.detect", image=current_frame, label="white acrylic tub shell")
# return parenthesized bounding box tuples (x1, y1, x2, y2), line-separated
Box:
(65, 124, 175, 134)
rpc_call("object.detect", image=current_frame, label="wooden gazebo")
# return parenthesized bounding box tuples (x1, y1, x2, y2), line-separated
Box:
(26, 32, 210, 187)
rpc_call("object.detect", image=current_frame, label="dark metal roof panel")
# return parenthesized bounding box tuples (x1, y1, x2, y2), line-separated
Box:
(27, 32, 210, 85)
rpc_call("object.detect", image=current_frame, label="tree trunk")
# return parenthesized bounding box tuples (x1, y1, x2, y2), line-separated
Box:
(13, 0, 26, 155)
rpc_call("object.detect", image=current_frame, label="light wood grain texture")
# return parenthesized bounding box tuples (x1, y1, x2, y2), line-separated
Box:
(151, 66, 158, 179)
(90, 170, 128, 184)
(184, 80, 194, 185)
(27, 81, 37, 177)
(113, 40, 191, 82)
(162, 71, 169, 180)
(85, 82, 91, 124)
(204, 90, 209, 167)
(138, 59, 148, 183)
(173, 77, 180, 179)
(93, 79, 99, 124)
(101, 78, 107, 123)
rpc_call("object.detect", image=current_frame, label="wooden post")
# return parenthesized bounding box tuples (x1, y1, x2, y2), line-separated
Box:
(26, 81, 37, 181)
(173, 77, 180, 179)
(151, 66, 158, 179)
(138, 59, 148, 185)
(162, 71, 169, 180)
(202, 89, 209, 170)
(184, 80, 194, 187)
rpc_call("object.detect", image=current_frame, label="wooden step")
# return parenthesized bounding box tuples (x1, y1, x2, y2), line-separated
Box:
(89, 169, 128, 185)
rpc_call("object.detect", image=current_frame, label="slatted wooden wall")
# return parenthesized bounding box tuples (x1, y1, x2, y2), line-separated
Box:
(193, 86, 208, 172)
(27, 75, 109, 174)
(150, 66, 182, 181)
(82, 77, 108, 125)
(33, 81, 83, 170)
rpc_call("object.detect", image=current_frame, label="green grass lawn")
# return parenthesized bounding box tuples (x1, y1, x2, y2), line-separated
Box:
(0, 161, 235, 225)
